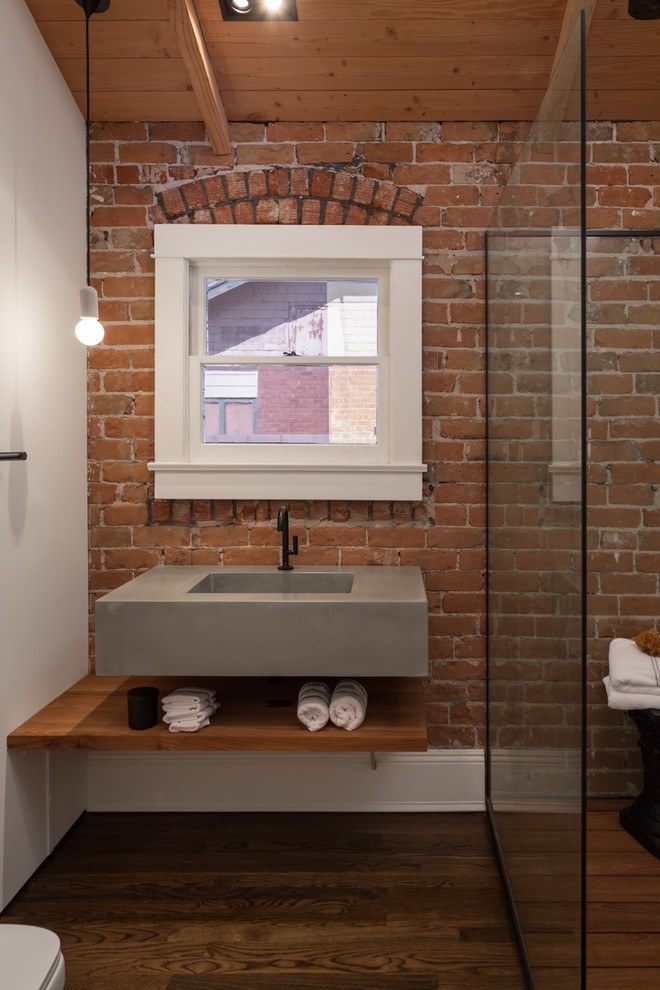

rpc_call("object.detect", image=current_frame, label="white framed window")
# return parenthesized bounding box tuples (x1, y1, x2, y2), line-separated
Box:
(150, 224, 425, 500)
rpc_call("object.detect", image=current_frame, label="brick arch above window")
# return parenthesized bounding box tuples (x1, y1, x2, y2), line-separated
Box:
(154, 168, 424, 227)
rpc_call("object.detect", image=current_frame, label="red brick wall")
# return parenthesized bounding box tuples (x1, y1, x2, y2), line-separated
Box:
(587, 233, 660, 796)
(88, 120, 659, 790)
(257, 365, 329, 438)
(329, 366, 378, 445)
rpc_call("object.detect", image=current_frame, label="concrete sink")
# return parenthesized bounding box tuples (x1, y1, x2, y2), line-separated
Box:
(188, 571, 354, 595)
(95, 565, 428, 677)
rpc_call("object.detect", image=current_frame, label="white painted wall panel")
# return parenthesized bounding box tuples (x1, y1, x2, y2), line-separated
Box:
(0, 0, 88, 908)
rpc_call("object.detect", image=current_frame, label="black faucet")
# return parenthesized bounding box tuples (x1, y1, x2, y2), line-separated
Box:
(277, 506, 299, 571)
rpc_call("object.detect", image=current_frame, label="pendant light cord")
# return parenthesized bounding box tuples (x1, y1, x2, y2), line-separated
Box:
(85, 10, 91, 287)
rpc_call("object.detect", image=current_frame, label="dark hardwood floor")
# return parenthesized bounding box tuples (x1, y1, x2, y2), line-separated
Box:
(0, 812, 525, 990)
(586, 801, 660, 990)
(4, 807, 652, 988)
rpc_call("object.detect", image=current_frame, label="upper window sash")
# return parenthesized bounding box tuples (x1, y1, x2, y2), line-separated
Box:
(189, 261, 389, 362)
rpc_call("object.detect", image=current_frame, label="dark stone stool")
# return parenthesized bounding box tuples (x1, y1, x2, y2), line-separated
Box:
(620, 708, 660, 859)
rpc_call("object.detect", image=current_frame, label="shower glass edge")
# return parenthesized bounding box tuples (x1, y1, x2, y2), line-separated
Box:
(485, 9, 587, 990)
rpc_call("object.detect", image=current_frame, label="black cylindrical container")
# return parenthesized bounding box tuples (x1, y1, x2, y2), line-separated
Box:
(127, 686, 159, 730)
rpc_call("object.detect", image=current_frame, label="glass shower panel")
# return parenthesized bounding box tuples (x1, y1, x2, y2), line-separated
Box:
(486, 10, 586, 990)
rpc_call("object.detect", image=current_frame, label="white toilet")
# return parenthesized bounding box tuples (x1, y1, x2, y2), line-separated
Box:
(0, 925, 65, 989)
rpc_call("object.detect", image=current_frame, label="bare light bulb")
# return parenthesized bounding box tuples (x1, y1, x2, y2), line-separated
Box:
(264, 0, 283, 10)
(75, 286, 104, 346)
(75, 316, 104, 346)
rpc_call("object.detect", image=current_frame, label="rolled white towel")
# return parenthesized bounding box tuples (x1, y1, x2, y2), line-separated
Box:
(609, 638, 660, 695)
(297, 681, 331, 732)
(604, 676, 660, 712)
(329, 678, 368, 731)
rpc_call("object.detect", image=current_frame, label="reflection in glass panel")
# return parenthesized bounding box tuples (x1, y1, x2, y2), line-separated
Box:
(205, 279, 378, 357)
(202, 364, 377, 445)
(486, 9, 586, 990)
(487, 234, 583, 984)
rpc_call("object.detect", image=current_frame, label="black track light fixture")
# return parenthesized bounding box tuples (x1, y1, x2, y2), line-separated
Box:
(628, 0, 660, 18)
(219, 0, 298, 21)
(74, 0, 110, 12)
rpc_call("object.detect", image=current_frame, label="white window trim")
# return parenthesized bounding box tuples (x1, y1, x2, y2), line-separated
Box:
(149, 224, 426, 501)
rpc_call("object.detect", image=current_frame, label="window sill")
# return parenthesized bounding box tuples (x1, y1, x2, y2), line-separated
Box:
(148, 461, 426, 501)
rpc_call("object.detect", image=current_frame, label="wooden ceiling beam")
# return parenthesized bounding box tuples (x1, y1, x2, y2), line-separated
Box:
(534, 0, 595, 129)
(163, 0, 230, 155)
(551, 0, 595, 80)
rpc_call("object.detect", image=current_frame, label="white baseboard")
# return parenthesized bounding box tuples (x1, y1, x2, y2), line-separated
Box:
(87, 750, 485, 812)
(489, 747, 581, 808)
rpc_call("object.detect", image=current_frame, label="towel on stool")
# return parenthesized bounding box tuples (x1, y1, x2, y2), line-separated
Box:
(604, 675, 660, 712)
(329, 678, 368, 731)
(609, 639, 660, 696)
(297, 681, 331, 732)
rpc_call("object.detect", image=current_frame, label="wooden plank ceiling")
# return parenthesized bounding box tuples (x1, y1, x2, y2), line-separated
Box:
(23, 0, 660, 127)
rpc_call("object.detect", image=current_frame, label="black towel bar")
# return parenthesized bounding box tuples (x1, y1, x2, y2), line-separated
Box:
(0, 452, 27, 461)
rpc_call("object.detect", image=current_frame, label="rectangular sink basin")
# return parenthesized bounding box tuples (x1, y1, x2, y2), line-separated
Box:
(189, 572, 354, 595)
(95, 566, 428, 678)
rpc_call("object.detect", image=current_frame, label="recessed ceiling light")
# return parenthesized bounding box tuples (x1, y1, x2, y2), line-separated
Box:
(218, 0, 298, 20)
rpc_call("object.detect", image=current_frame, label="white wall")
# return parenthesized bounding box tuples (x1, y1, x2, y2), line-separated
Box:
(0, 0, 88, 908)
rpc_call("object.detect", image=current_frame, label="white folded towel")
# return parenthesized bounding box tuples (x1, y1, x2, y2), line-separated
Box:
(167, 715, 212, 733)
(297, 681, 331, 732)
(161, 687, 219, 733)
(162, 687, 217, 714)
(162, 702, 217, 724)
(604, 676, 660, 712)
(609, 638, 660, 695)
(162, 699, 215, 715)
(329, 678, 368, 731)
(162, 687, 216, 702)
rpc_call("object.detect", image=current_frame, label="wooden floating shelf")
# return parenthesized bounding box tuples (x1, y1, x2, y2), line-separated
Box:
(7, 675, 427, 753)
